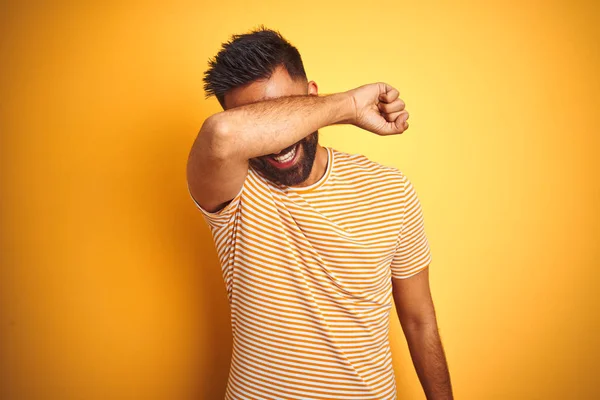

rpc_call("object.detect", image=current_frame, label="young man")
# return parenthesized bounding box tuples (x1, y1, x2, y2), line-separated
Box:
(187, 26, 453, 400)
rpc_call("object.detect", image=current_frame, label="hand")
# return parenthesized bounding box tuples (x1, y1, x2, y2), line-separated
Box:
(346, 82, 409, 135)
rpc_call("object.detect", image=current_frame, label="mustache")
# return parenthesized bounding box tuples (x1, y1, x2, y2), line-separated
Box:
(269, 141, 299, 157)
(261, 138, 307, 161)
(252, 130, 318, 168)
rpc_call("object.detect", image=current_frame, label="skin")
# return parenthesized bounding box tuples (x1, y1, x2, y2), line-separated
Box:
(222, 65, 328, 188)
(392, 268, 454, 399)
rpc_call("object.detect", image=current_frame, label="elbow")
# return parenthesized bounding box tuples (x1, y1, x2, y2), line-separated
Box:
(398, 307, 438, 332)
(199, 114, 232, 160)
(401, 315, 439, 333)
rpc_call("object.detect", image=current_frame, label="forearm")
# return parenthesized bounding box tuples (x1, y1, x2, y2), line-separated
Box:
(208, 92, 355, 159)
(402, 322, 454, 400)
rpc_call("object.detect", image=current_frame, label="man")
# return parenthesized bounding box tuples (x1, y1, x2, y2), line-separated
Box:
(187, 25, 453, 400)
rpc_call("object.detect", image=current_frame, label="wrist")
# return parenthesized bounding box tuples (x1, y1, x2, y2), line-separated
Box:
(328, 92, 356, 125)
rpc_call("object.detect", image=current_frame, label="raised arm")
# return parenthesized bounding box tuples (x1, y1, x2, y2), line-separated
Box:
(186, 81, 409, 213)
(186, 92, 354, 213)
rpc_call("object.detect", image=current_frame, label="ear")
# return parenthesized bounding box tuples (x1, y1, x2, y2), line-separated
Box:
(307, 80, 318, 96)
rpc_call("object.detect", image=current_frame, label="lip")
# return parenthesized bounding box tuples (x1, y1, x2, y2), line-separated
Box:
(267, 143, 300, 168)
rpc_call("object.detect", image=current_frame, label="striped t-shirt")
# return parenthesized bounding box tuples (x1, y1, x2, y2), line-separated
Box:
(190, 146, 432, 400)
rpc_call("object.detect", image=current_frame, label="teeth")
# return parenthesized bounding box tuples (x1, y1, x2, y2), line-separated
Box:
(273, 144, 297, 163)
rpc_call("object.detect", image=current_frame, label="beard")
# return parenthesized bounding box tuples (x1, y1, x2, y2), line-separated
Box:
(248, 130, 319, 187)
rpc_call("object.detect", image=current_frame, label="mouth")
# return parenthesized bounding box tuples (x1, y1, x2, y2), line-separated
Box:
(266, 142, 301, 168)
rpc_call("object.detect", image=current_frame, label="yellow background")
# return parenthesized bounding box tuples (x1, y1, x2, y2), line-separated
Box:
(1, 1, 598, 399)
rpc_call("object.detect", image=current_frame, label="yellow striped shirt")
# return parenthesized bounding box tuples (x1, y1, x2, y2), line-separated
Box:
(190, 146, 432, 399)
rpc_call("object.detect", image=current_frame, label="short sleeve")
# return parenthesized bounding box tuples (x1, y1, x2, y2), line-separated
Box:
(187, 171, 247, 230)
(390, 173, 432, 279)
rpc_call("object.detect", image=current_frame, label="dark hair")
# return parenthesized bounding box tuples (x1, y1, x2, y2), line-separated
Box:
(203, 25, 308, 109)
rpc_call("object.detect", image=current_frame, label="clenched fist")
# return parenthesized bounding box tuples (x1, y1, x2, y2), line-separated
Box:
(346, 82, 409, 135)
